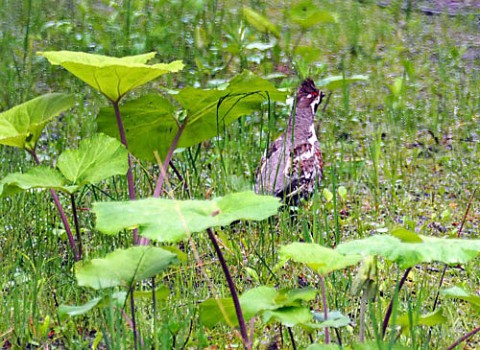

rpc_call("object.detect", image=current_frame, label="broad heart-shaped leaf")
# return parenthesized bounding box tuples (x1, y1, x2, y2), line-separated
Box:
(311, 310, 351, 328)
(0, 166, 74, 197)
(97, 94, 177, 162)
(38, 51, 184, 102)
(57, 133, 128, 186)
(0, 134, 128, 196)
(263, 306, 313, 327)
(199, 298, 237, 327)
(396, 308, 447, 333)
(291, 1, 337, 29)
(99, 71, 287, 161)
(243, 7, 281, 38)
(441, 286, 480, 312)
(93, 191, 281, 242)
(316, 75, 369, 91)
(279, 242, 362, 275)
(75, 246, 178, 289)
(336, 234, 480, 269)
(200, 286, 316, 328)
(0, 93, 74, 151)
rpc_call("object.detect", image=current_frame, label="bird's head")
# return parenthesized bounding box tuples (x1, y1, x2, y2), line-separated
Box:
(296, 78, 325, 115)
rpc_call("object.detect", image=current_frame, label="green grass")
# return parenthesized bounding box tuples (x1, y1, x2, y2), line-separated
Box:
(1, 0, 480, 348)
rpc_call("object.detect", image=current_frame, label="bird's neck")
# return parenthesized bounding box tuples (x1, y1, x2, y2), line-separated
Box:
(287, 109, 315, 141)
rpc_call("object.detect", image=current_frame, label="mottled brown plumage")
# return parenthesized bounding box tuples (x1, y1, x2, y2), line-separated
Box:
(255, 79, 325, 204)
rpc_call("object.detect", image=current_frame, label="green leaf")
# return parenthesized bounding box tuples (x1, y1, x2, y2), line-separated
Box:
(312, 310, 351, 328)
(397, 309, 447, 332)
(441, 286, 480, 312)
(38, 51, 184, 102)
(98, 71, 286, 161)
(75, 246, 178, 289)
(279, 242, 362, 275)
(240, 286, 279, 319)
(199, 298, 237, 327)
(336, 234, 480, 269)
(57, 133, 128, 186)
(317, 75, 369, 91)
(243, 7, 280, 38)
(352, 342, 411, 350)
(1, 134, 128, 196)
(291, 2, 337, 29)
(58, 292, 126, 318)
(58, 297, 102, 318)
(322, 188, 333, 202)
(391, 227, 423, 243)
(93, 191, 281, 242)
(97, 95, 176, 162)
(0, 166, 73, 196)
(134, 285, 171, 302)
(263, 306, 313, 327)
(0, 93, 74, 151)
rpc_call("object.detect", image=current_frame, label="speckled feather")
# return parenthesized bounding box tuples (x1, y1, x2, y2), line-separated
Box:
(255, 79, 325, 204)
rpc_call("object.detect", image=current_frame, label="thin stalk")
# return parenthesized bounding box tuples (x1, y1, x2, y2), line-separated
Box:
(70, 194, 82, 258)
(112, 100, 136, 201)
(382, 267, 412, 338)
(129, 286, 139, 350)
(359, 288, 368, 342)
(206, 228, 250, 349)
(152, 276, 158, 349)
(112, 100, 139, 245)
(287, 327, 297, 350)
(446, 326, 480, 350)
(29, 149, 80, 261)
(319, 276, 330, 344)
(153, 122, 186, 198)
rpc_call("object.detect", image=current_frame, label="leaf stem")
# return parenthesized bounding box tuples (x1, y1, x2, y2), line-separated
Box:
(70, 194, 83, 258)
(206, 228, 250, 349)
(153, 122, 186, 198)
(382, 267, 412, 337)
(129, 286, 139, 350)
(446, 326, 480, 350)
(319, 275, 330, 344)
(112, 100, 139, 244)
(29, 149, 80, 261)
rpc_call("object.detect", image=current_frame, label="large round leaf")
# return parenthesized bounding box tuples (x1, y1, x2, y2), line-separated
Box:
(336, 233, 480, 269)
(93, 191, 281, 242)
(0, 166, 72, 196)
(96, 94, 177, 162)
(98, 71, 287, 161)
(279, 242, 362, 275)
(75, 246, 178, 289)
(0, 134, 128, 196)
(0, 93, 74, 151)
(57, 133, 128, 186)
(38, 51, 184, 102)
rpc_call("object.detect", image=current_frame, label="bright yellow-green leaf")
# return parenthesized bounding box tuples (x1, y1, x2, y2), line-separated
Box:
(243, 7, 280, 38)
(291, 2, 337, 29)
(279, 242, 362, 275)
(0, 93, 74, 151)
(397, 309, 447, 334)
(75, 246, 178, 289)
(317, 75, 369, 91)
(93, 191, 281, 242)
(38, 51, 184, 102)
(337, 234, 480, 269)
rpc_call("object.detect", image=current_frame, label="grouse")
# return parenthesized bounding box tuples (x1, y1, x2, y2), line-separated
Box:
(255, 79, 325, 204)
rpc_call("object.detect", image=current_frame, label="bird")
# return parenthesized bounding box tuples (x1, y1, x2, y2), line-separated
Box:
(254, 78, 325, 204)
